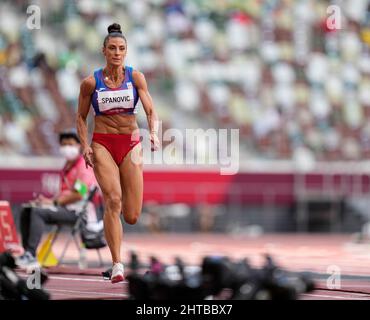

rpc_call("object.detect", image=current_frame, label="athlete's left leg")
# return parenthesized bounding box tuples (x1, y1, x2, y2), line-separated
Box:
(119, 143, 143, 225)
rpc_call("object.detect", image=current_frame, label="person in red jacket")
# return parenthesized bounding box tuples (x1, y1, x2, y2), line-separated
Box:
(17, 129, 99, 269)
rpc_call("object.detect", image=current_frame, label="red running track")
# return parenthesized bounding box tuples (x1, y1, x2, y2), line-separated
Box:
(16, 233, 370, 300)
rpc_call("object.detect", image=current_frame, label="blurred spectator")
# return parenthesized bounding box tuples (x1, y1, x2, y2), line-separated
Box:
(0, 0, 370, 163)
(197, 203, 215, 232)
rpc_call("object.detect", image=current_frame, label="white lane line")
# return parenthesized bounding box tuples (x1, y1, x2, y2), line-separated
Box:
(18, 274, 128, 284)
(49, 276, 128, 283)
(20, 274, 370, 293)
(48, 288, 128, 297)
(315, 285, 370, 291)
(312, 290, 370, 297)
(49, 292, 107, 298)
(307, 288, 370, 298)
(302, 293, 370, 300)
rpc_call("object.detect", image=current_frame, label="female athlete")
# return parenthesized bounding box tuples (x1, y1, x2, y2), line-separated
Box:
(76, 23, 160, 283)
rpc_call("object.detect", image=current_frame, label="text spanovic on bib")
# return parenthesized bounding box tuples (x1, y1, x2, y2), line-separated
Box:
(97, 88, 134, 114)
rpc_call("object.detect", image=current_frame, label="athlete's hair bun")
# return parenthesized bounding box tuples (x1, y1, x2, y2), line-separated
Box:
(108, 23, 122, 34)
(104, 23, 126, 46)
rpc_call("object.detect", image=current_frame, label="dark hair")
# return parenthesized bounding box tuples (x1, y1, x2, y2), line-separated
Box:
(59, 128, 80, 144)
(104, 23, 127, 47)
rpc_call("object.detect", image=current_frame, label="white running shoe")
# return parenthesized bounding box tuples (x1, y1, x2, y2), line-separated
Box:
(111, 262, 124, 284)
(16, 251, 40, 270)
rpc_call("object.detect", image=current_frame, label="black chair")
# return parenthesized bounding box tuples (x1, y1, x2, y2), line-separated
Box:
(41, 186, 106, 267)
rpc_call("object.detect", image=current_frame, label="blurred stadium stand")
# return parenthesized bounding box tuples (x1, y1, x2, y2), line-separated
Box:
(1, 0, 370, 234)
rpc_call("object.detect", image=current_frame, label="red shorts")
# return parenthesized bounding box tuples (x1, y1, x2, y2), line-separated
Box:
(92, 132, 141, 166)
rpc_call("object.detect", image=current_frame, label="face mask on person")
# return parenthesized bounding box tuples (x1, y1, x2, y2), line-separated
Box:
(59, 145, 80, 161)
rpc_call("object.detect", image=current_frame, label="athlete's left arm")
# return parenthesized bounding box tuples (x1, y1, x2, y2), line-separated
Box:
(133, 70, 160, 151)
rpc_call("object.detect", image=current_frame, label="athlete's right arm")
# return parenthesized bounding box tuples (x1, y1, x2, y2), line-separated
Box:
(76, 76, 95, 168)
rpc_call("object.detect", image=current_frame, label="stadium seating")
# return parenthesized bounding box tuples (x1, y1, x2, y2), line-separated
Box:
(0, 0, 369, 163)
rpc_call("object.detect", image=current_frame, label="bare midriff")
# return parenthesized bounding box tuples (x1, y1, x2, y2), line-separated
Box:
(94, 114, 139, 134)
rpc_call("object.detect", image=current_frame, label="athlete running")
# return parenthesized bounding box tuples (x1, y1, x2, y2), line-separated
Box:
(76, 23, 160, 283)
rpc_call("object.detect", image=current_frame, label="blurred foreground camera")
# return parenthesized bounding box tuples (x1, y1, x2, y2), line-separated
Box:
(126, 252, 315, 300)
(0, 251, 50, 300)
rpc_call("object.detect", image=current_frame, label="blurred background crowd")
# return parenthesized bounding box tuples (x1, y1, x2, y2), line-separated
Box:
(1, 0, 370, 164)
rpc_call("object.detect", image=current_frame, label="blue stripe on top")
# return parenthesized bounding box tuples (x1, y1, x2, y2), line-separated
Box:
(91, 65, 139, 116)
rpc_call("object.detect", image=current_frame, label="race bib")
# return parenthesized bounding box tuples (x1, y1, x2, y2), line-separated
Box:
(97, 88, 134, 113)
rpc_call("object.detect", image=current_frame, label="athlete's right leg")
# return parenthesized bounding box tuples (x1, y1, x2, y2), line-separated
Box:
(91, 141, 122, 264)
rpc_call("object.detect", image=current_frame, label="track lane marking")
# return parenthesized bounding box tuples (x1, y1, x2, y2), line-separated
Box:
(48, 288, 128, 297)
(301, 293, 370, 300)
